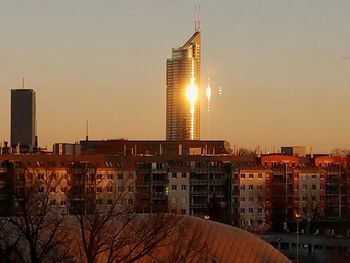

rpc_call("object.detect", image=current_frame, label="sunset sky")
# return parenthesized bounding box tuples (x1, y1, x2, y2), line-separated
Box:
(1, 0, 349, 153)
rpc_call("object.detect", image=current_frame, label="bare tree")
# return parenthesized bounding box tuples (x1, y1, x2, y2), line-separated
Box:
(150, 216, 209, 263)
(253, 189, 272, 231)
(300, 193, 319, 234)
(1, 166, 73, 263)
(0, 218, 24, 262)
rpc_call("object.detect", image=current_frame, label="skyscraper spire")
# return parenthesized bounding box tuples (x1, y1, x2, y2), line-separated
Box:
(195, 4, 200, 32)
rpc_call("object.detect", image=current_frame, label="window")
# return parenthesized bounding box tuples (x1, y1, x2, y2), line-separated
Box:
(320, 185, 325, 190)
(128, 186, 134, 192)
(303, 196, 307, 201)
(107, 174, 113, 180)
(181, 173, 186, 179)
(97, 174, 102, 180)
(249, 174, 254, 179)
(128, 173, 134, 180)
(181, 184, 186, 191)
(181, 208, 186, 215)
(172, 173, 177, 179)
(38, 187, 44, 193)
(118, 186, 124, 193)
(311, 196, 316, 201)
(258, 220, 263, 225)
(312, 185, 316, 190)
(257, 208, 262, 213)
(303, 185, 307, 190)
(97, 187, 102, 193)
(257, 185, 263, 190)
(248, 208, 253, 213)
(258, 173, 262, 179)
(248, 185, 253, 190)
(96, 199, 102, 205)
(240, 197, 245, 202)
(294, 185, 299, 190)
(172, 185, 177, 191)
(107, 199, 113, 205)
(240, 174, 246, 179)
(117, 173, 123, 180)
(107, 186, 113, 193)
(50, 187, 55, 193)
(50, 200, 56, 205)
(249, 197, 254, 202)
(240, 208, 245, 213)
(63, 174, 68, 180)
(240, 185, 245, 190)
(312, 174, 317, 179)
(61, 200, 66, 206)
(128, 199, 134, 205)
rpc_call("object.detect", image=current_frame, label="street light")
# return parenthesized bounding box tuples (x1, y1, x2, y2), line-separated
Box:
(295, 212, 301, 263)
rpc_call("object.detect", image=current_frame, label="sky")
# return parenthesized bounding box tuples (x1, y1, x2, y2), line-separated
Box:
(0, 0, 349, 153)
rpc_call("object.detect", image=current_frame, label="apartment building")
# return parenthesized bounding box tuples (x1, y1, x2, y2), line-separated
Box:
(239, 168, 270, 231)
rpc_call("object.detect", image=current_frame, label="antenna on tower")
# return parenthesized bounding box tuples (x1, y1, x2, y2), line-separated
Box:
(85, 120, 89, 142)
(195, 4, 200, 32)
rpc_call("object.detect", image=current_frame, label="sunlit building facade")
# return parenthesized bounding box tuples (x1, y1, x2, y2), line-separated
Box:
(166, 30, 201, 141)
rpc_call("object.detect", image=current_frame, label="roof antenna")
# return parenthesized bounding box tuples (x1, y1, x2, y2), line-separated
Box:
(195, 4, 200, 32)
(85, 120, 89, 141)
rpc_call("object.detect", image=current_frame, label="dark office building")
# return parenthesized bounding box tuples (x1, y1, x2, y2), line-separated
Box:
(11, 89, 36, 149)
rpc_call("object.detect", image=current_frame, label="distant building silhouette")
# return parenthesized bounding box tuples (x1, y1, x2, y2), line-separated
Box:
(11, 89, 36, 149)
(166, 30, 201, 140)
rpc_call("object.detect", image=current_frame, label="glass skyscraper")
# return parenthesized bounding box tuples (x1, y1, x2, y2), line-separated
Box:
(166, 30, 201, 141)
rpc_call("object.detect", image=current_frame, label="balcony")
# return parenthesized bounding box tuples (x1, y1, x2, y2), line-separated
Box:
(152, 168, 168, 174)
(210, 179, 227, 186)
(190, 179, 208, 185)
(191, 191, 208, 196)
(190, 203, 208, 209)
(152, 179, 169, 186)
(152, 192, 167, 200)
(136, 181, 151, 188)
